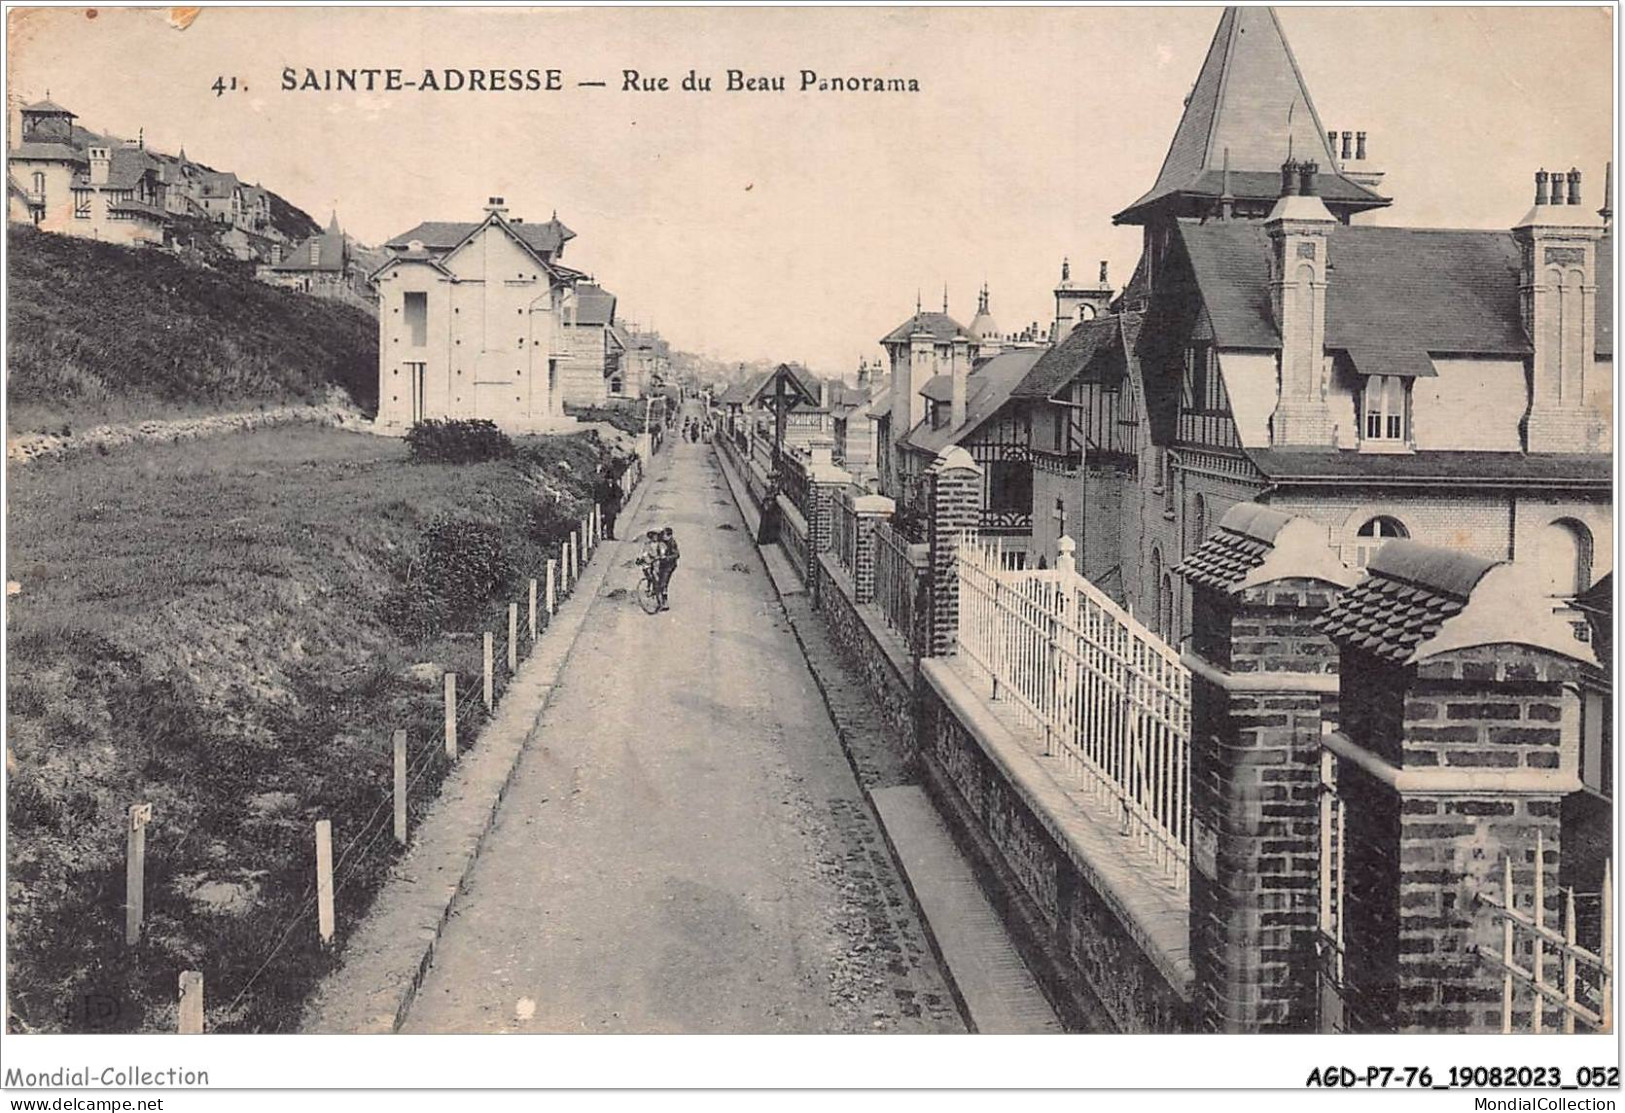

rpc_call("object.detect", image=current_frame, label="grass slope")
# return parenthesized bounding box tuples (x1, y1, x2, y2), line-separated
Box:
(5, 226, 378, 433)
(6, 423, 621, 1033)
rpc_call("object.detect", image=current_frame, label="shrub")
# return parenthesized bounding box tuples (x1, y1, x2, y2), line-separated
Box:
(414, 515, 511, 625)
(378, 584, 450, 643)
(404, 419, 515, 464)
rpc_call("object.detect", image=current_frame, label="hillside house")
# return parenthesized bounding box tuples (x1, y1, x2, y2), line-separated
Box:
(557, 282, 619, 406)
(261, 212, 375, 308)
(371, 197, 588, 433)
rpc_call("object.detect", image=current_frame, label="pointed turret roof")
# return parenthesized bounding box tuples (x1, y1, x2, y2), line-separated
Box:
(1114, 7, 1388, 225)
(327, 210, 342, 236)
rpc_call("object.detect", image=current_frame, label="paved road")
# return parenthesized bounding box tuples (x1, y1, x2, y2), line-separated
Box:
(402, 427, 964, 1033)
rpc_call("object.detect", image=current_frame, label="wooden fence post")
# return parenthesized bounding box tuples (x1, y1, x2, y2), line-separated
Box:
(177, 971, 204, 1034)
(315, 820, 334, 946)
(561, 539, 572, 594)
(483, 632, 494, 709)
(444, 673, 457, 759)
(508, 603, 519, 671)
(126, 802, 152, 946)
(546, 559, 557, 616)
(528, 578, 538, 641)
(393, 730, 407, 845)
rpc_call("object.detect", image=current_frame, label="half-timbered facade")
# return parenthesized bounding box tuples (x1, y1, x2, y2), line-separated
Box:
(894, 347, 1044, 554)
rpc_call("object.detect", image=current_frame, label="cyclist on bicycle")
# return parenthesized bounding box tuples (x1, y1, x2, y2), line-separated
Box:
(635, 530, 669, 610)
(655, 527, 680, 610)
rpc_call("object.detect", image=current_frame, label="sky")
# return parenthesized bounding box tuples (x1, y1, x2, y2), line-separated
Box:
(6, 5, 1614, 376)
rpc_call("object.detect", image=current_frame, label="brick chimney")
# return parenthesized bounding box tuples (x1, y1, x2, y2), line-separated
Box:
(88, 146, 110, 187)
(905, 317, 934, 431)
(950, 334, 970, 429)
(484, 195, 508, 216)
(1267, 160, 1338, 447)
(1514, 167, 1606, 452)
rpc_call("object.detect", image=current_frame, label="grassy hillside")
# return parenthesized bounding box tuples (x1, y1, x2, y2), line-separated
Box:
(6, 226, 377, 433)
(6, 423, 628, 1032)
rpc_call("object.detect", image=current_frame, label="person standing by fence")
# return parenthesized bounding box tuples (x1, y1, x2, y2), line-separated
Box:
(596, 464, 624, 541)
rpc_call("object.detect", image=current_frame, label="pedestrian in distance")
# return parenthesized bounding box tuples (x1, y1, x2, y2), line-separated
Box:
(596, 465, 624, 540)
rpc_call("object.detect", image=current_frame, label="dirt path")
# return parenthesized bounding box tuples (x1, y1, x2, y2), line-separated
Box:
(399, 429, 963, 1033)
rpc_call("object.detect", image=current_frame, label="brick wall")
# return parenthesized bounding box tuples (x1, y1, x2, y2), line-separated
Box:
(924, 456, 981, 658)
(1188, 577, 1341, 1032)
(1336, 643, 1580, 1033)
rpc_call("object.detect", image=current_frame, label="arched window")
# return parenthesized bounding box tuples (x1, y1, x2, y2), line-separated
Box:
(1534, 519, 1593, 598)
(1189, 494, 1208, 552)
(1160, 574, 1175, 643)
(1148, 548, 1163, 635)
(1354, 515, 1408, 567)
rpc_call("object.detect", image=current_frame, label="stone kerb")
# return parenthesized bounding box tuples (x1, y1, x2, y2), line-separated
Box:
(1175, 503, 1356, 1033)
(1316, 546, 1596, 1033)
(924, 446, 982, 659)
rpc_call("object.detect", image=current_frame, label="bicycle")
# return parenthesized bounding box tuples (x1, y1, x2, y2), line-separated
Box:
(635, 556, 665, 615)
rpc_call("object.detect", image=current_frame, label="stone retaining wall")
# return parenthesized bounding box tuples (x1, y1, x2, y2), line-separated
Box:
(814, 554, 917, 761)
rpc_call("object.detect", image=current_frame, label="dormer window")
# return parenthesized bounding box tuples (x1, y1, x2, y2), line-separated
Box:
(1361, 375, 1409, 446)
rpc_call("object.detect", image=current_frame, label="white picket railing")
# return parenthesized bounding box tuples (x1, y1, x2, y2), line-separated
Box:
(1478, 833, 1613, 1034)
(957, 534, 1192, 889)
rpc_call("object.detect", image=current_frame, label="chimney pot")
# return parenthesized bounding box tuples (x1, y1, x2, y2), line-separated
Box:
(1551, 172, 1567, 205)
(1355, 131, 1367, 161)
(1098, 260, 1108, 286)
(1568, 167, 1582, 206)
(1326, 130, 1337, 156)
(1280, 159, 1297, 197)
(1535, 169, 1550, 206)
(1297, 161, 1319, 197)
(1341, 131, 1353, 161)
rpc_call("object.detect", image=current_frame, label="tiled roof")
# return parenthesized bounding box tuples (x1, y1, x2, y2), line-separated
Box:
(385, 216, 574, 254)
(1174, 502, 1293, 591)
(71, 147, 160, 191)
(106, 198, 167, 220)
(1010, 314, 1126, 399)
(1315, 541, 1496, 663)
(9, 141, 84, 163)
(1114, 6, 1387, 225)
(717, 377, 758, 406)
(1244, 448, 1611, 488)
(899, 348, 1044, 455)
(573, 283, 617, 327)
(22, 98, 75, 115)
(881, 311, 975, 345)
(1177, 220, 1552, 361)
(271, 231, 347, 272)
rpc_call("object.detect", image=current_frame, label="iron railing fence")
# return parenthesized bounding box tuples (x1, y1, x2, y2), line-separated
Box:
(956, 535, 1192, 889)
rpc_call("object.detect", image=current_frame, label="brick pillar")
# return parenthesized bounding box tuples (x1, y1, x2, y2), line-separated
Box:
(923, 446, 982, 659)
(850, 494, 894, 606)
(1317, 544, 1595, 1033)
(807, 462, 853, 605)
(1178, 504, 1356, 1033)
(1331, 646, 1580, 1032)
